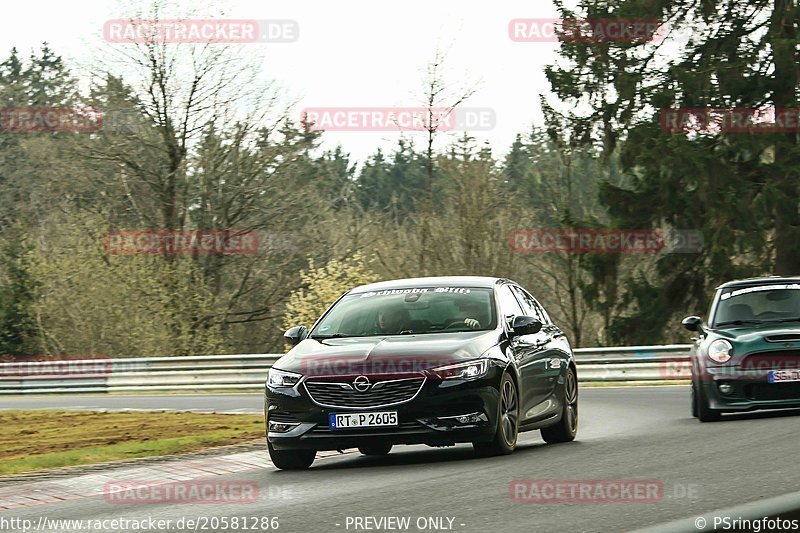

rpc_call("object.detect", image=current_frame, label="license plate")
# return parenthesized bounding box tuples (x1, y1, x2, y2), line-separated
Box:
(768, 370, 800, 383)
(329, 411, 398, 429)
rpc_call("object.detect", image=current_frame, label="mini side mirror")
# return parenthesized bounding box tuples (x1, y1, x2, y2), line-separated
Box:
(681, 316, 703, 332)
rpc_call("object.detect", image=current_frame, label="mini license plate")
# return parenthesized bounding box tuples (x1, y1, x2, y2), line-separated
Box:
(768, 369, 800, 383)
(329, 411, 398, 429)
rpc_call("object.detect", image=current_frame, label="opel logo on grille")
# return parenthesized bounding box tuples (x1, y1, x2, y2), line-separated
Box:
(353, 375, 371, 392)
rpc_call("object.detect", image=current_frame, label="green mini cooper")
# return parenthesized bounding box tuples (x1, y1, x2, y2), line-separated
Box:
(683, 277, 800, 422)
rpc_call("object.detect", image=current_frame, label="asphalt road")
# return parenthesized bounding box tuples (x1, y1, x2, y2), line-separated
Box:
(2, 387, 800, 532)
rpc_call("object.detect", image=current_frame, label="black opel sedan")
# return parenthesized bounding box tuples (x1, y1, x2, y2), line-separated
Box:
(683, 276, 800, 422)
(265, 276, 578, 469)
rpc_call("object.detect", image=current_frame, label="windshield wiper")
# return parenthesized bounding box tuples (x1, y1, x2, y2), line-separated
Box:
(309, 333, 351, 340)
(714, 319, 764, 327)
(773, 317, 800, 324)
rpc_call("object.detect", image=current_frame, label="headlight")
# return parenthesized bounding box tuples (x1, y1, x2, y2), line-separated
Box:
(432, 360, 489, 380)
(267, 368, 302, 388)
(707, 339, 733, 363)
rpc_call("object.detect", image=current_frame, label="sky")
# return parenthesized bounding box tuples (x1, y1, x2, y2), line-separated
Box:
(2, 0, 563, 164)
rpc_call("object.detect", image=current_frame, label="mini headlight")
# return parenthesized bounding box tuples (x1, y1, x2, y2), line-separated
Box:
(432, 360, 489, 380)
(708, 339, 733, 363)
(267, 368, 302, 388)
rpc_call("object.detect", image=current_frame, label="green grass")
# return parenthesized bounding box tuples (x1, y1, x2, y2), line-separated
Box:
(0, 410, 264, 476)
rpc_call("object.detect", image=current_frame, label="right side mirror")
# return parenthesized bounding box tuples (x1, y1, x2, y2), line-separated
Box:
(681, 316, 703, 332)
(511, 315, 542, 338)
(284, 325, 308, 346)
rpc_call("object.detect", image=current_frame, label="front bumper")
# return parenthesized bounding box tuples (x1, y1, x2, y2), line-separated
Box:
(265, 369, 502, 451)
(699, 366, 800, 411)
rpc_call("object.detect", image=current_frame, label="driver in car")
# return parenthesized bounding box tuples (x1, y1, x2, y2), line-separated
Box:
(375, 308, 411, 334)
(456, 303, 482, 329)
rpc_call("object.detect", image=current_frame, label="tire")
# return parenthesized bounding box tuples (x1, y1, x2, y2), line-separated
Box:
(690, 382, 698, 418)
(541, 365, 578, 444)
(268, 442, 315, 470)
(358, 443, 392, 456)
(694, 379, 721, 422)
(473, 372, 519, 456)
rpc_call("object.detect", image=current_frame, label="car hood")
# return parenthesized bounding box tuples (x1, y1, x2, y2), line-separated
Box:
(275, 330, 501, 377)
(706, 322, 800, 355)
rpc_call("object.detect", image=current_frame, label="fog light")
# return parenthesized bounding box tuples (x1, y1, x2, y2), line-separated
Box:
(438, 412, 488, 424)
(269, 421, 298, 433)
(718, 383, 734, 395)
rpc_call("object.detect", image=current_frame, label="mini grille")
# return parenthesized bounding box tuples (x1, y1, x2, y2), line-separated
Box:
(741, 351, 800, 370)
(745, 383, 800, 401)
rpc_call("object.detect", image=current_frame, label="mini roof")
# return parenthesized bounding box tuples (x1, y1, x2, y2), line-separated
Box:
(716, 276, 800, 290)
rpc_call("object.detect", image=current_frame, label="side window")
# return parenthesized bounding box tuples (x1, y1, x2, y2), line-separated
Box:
(535, 301, 552, 324)
(529, 295, 552, 324)
(497, 285, 524, 327)
(511, 286, 551, 324)
(510, 286, 541, 321)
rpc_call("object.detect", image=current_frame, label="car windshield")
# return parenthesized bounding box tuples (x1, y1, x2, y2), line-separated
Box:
(310, 287, 497, 337)
(713, 284, 800, 326)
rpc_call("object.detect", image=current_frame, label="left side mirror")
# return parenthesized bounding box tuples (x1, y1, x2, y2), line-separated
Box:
(511, 315, 542, 338)
(681, 316, 703, 332)
(284, 325, 308, 346)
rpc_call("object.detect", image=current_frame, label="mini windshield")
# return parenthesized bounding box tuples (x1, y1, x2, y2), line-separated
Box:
(310, 287, 497, 337)
(713, 284, 800, 326)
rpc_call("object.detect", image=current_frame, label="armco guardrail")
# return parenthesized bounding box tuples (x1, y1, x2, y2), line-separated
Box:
(573, 344, 691, 382)
(0, 345, 691, 394)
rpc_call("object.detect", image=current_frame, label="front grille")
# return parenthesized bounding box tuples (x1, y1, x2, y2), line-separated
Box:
(741, 351, 800, 371)
(304, 377, 425, 408)
(745, 383, 800, 401)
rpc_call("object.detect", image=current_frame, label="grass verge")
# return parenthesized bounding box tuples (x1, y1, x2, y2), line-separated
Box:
(0, 410, 264, 476)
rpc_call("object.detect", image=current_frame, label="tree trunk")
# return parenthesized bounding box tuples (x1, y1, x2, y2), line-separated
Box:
(771, 0, 800, 275)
